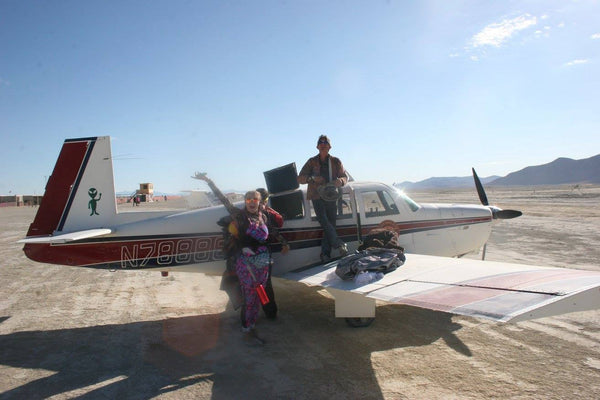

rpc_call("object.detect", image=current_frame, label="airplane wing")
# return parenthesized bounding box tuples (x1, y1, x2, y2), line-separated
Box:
(284, 253, 600, 323)
(18, 229, 113, 244)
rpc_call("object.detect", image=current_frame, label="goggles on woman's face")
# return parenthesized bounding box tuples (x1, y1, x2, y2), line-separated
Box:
(245, 198, 260, 204)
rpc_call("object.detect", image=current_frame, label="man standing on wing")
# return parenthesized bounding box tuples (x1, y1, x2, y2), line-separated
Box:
(298, 135, 348, 262)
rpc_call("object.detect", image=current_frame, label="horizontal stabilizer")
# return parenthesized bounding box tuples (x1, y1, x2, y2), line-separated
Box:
(285, 253, 600, 323)
(18, 229, 112, 244)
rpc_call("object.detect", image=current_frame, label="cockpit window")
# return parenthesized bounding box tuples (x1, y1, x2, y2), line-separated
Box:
(394, 188, 420, 212)
(362, 190, 400, 218)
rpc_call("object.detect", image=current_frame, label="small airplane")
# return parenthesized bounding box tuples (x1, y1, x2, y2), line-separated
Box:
(19, 136, 600, 327)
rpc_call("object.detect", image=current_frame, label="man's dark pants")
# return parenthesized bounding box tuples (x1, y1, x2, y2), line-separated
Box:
(312, 198, 339, 257)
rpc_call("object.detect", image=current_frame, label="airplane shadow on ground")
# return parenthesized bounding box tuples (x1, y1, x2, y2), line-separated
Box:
(0, 281, 469, 400)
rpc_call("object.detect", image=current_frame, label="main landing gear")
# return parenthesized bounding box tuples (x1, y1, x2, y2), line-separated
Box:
(326, 288, 377, 328)
(345, 317, 375, 328)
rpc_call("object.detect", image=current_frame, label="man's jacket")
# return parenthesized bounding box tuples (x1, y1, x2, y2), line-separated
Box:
(298, 155, 347, 201)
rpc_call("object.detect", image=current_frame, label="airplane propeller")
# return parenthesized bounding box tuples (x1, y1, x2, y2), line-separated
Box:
(472, 168, 522, 220)
(472, 168, 522, 261)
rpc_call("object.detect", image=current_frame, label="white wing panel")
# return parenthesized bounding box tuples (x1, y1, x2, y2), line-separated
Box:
(283, 253, 600, 322)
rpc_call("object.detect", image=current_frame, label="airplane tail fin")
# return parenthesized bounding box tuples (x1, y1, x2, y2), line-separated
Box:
(26, 136, 117, 238)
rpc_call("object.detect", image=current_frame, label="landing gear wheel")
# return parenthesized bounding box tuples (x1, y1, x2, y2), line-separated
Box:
(344, 317, 375, 328)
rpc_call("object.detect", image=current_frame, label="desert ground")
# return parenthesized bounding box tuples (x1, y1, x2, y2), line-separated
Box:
(1, 185, 599, 399)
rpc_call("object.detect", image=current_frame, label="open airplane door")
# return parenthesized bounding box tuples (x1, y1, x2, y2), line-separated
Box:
(263, 163, 305, 222)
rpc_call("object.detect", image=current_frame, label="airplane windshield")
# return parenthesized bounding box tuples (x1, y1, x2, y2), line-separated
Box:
(394, 189, 420, 212)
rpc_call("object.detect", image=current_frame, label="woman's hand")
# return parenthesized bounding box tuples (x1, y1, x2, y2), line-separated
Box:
(281, 243, 290, 255)
(192, 172, 210, 182)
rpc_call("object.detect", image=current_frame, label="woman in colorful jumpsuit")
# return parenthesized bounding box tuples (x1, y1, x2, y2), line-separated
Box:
(193, 172, 289, 344)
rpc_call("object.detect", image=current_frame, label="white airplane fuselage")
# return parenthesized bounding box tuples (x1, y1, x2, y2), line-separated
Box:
(21, 136, 493, 276)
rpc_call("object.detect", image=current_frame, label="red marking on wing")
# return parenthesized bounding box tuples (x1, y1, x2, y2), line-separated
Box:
(398, 269, 600, 311)
(400, 285, 505, 313)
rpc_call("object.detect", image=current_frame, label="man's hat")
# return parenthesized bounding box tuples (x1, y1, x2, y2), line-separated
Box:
(317, 135, 331, 146)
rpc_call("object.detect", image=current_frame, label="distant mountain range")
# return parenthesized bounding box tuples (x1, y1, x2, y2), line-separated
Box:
(395, 154, 600, 189)
(395, 175, 500, 190)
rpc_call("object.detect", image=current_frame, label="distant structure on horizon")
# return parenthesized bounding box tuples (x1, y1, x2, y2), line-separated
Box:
(115, 182, 155, 204)
(0, 195, 43, 207)
(135, 183, 154, 202)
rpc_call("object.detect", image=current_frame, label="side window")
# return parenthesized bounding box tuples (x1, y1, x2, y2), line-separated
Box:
(362, 190, 400, 218)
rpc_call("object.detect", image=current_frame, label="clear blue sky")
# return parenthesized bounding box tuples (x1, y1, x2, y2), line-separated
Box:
(1, 1, 599, 195)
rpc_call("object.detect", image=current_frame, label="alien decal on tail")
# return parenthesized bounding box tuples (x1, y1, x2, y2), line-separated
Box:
(88, 188, 102, 215)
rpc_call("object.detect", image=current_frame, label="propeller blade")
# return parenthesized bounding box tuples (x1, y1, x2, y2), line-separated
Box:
(473, 168, 522, 219)
(493, 209, 523, 219)
(472, 168, 489, 206)
(472, 168, 522, 262)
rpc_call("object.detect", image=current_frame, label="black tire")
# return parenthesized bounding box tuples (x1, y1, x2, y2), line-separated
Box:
(344, 317, 375, 328)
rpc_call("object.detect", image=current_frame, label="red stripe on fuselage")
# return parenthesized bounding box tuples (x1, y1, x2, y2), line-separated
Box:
(23, 216, 490, 267)
(390, 216, 491, 233)
(24, 235, 224, 267)
(280, 216, 490, 242)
